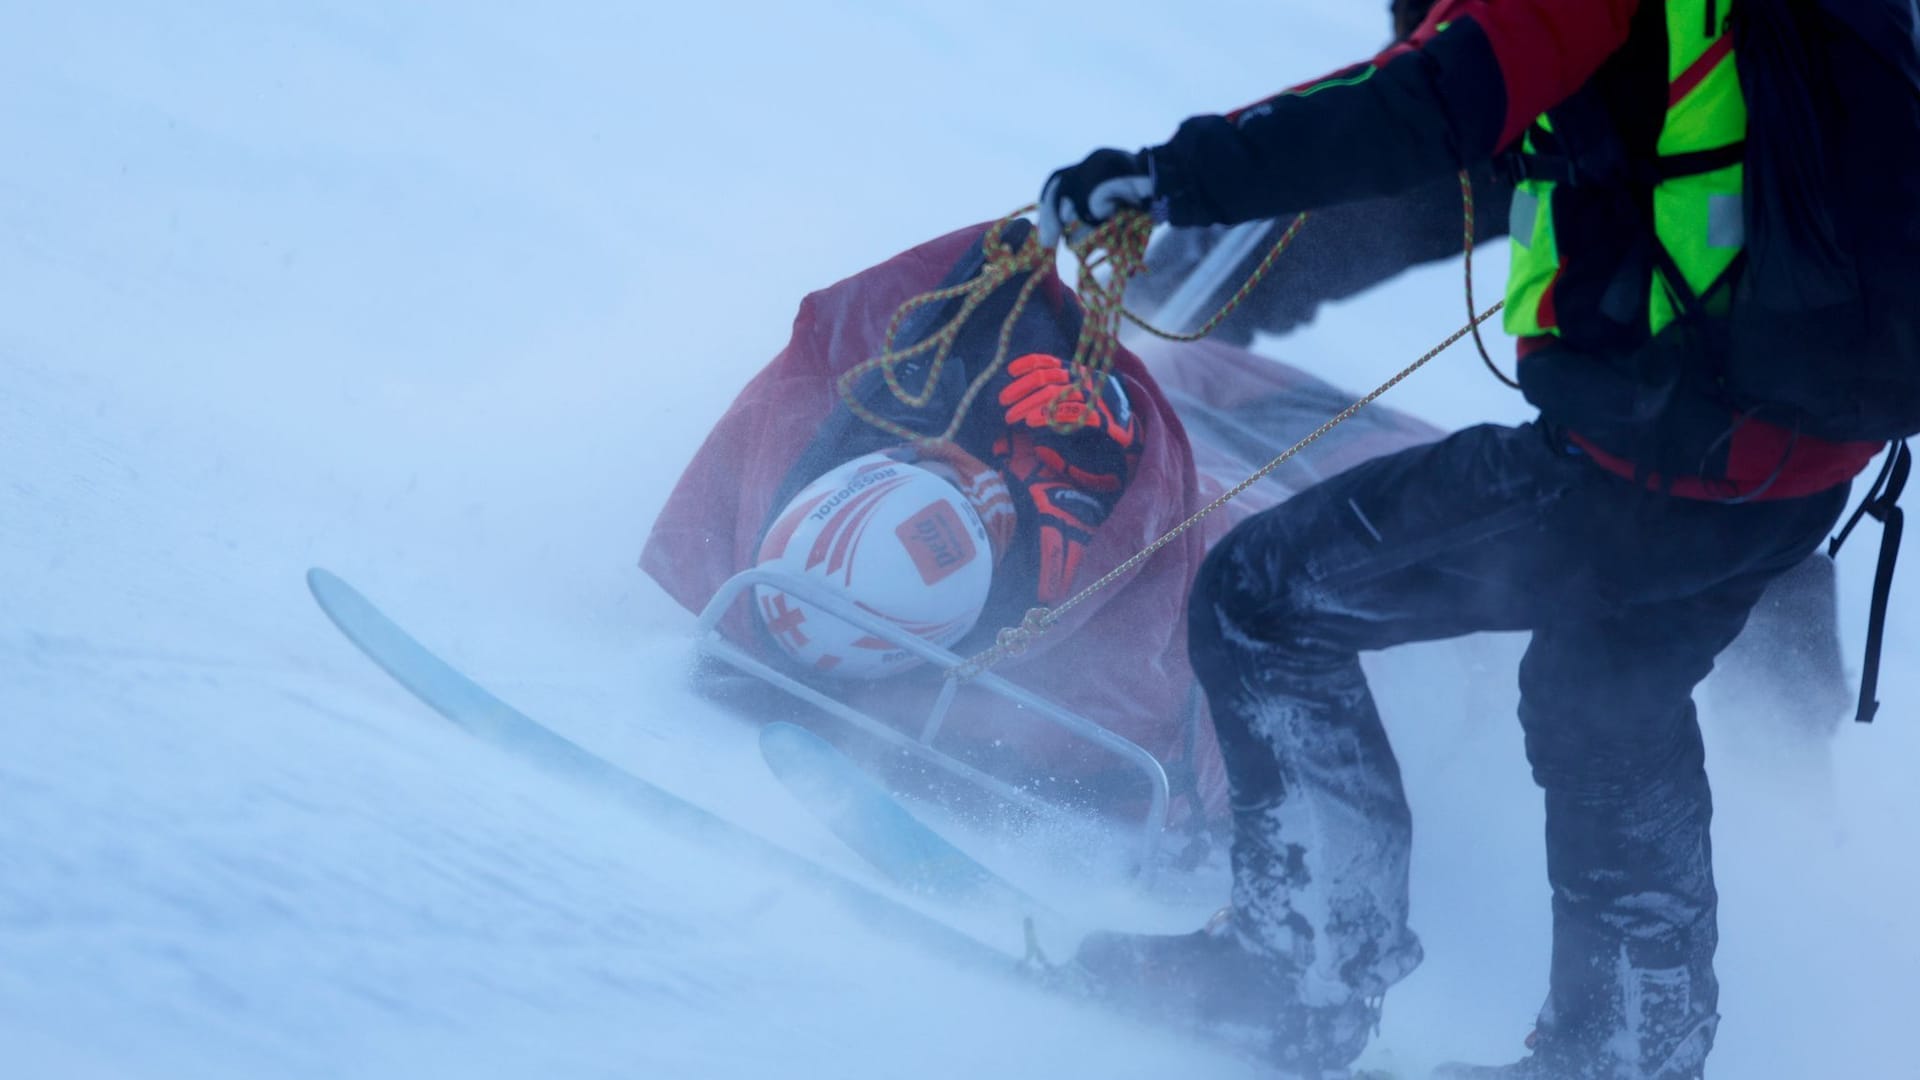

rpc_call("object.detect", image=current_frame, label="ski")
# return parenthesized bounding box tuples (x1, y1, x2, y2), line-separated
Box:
(757, 721, 1064, 921)
(304, 567, 1024, 969)
(305, 568, 1404, 1079)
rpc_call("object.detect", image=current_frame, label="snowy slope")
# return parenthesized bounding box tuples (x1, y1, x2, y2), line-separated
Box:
(4, 3, 1917, 1078)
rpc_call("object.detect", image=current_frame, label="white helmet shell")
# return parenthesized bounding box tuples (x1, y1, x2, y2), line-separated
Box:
(754, 452, 993, 678)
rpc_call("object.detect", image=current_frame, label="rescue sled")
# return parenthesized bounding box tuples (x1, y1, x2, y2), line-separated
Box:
(642, 220, 1448, 874)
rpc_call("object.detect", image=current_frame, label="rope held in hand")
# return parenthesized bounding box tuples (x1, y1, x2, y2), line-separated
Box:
(830, 173, 1506, 681)
(834, 207, 1307, 445)
(947, 295, 1503, 682)
(1462, 168, 1520, 390)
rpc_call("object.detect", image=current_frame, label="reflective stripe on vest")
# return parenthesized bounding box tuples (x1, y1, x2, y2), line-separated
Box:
(1503, 0, 1749, 340)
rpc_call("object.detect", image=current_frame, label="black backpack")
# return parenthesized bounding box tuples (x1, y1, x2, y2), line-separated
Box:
(1732, 0, 1920, 722)
(1729, 0, 1920, 442)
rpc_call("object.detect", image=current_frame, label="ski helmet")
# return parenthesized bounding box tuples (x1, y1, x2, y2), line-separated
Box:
(754, 451, 993, 678)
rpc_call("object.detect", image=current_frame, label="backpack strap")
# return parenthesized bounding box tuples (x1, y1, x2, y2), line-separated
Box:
(1500, 137, 1747, 323)
(1645, 141, 1747, 183)
(1828, 440, 1911, 723)
(1499, 140, 1745, 189)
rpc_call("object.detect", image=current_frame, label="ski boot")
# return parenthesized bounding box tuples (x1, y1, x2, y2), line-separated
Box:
(1064, 909, 1377, 1077)
(1430, 1024, 1709, 1080)
(1430, 1057, 1694, 1080)
(1431, 1059, 1705, 1080)
(1431, 1058, 1576, 1079)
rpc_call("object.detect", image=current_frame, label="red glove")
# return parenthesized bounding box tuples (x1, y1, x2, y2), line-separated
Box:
(1027, 479, 1109, 603)
(998, 353, 1138, 456)
(1000, 352, 1080, 428)
(993, 429, 1131, 604)
(991, 354, 1144, 604)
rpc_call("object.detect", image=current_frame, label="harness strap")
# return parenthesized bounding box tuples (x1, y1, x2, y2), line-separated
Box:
(1829, 440, 1911, 724)
(1500, 140, 1746, 188)
(1649, 141, 1747, 182)
(1502, 138, 1746, 323)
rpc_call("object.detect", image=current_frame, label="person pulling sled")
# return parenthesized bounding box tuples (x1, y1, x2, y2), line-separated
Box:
(1034, 0, 1920, 1075)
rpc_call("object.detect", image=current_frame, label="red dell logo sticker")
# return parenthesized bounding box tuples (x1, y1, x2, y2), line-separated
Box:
(896, 502, 976, 585)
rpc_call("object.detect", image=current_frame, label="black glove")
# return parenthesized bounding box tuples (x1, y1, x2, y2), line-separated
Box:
(1037, 148, 1158, 247)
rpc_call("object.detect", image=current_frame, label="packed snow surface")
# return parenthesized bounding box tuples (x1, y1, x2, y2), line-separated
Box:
(4, 3, 1916, 1077)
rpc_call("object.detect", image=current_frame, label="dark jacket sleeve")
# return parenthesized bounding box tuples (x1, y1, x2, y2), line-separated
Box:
(1129, 164, 1511, 342)
(1149, 0, 1640, 227)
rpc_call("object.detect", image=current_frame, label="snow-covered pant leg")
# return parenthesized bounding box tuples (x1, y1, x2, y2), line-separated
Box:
(1187, 423, 1590, 1006)
(1185, 421, 1849, 1073)
(1519, 598, 1759, 1077)
(1198, 590, 1423, 1010)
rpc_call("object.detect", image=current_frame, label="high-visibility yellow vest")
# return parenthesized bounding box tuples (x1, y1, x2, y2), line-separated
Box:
(1505, 0, 1749, 340)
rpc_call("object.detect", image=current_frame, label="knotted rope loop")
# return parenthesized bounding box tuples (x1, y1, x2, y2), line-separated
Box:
(826, 173, 1509, 681)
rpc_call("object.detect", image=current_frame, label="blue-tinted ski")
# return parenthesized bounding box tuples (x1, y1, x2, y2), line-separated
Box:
(758, 721, 1053, 914)
(304, 567, 1023, 967)
(305, 568, 1402, 1078)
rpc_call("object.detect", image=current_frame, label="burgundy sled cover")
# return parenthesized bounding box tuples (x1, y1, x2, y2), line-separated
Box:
(641, 222, 1442, 823)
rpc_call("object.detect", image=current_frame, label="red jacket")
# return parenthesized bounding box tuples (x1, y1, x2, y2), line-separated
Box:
(1146, 0, 1880, 500)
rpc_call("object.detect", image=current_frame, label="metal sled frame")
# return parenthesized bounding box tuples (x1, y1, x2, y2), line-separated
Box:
(1144, 219, 1279, 336)
(694, 567, 1172, 870)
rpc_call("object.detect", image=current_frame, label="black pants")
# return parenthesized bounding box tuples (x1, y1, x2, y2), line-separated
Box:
(1187, 422, 1849, 1076)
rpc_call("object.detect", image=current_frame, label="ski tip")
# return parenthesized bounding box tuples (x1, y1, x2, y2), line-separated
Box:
(306, 566, 342, 597)
(306, 568, 364, 625)
(760, 720, 828, 757)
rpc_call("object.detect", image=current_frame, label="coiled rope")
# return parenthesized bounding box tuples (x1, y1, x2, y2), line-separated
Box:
(835, 173, 1507, 681)
(834, 208, 1308, 445)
